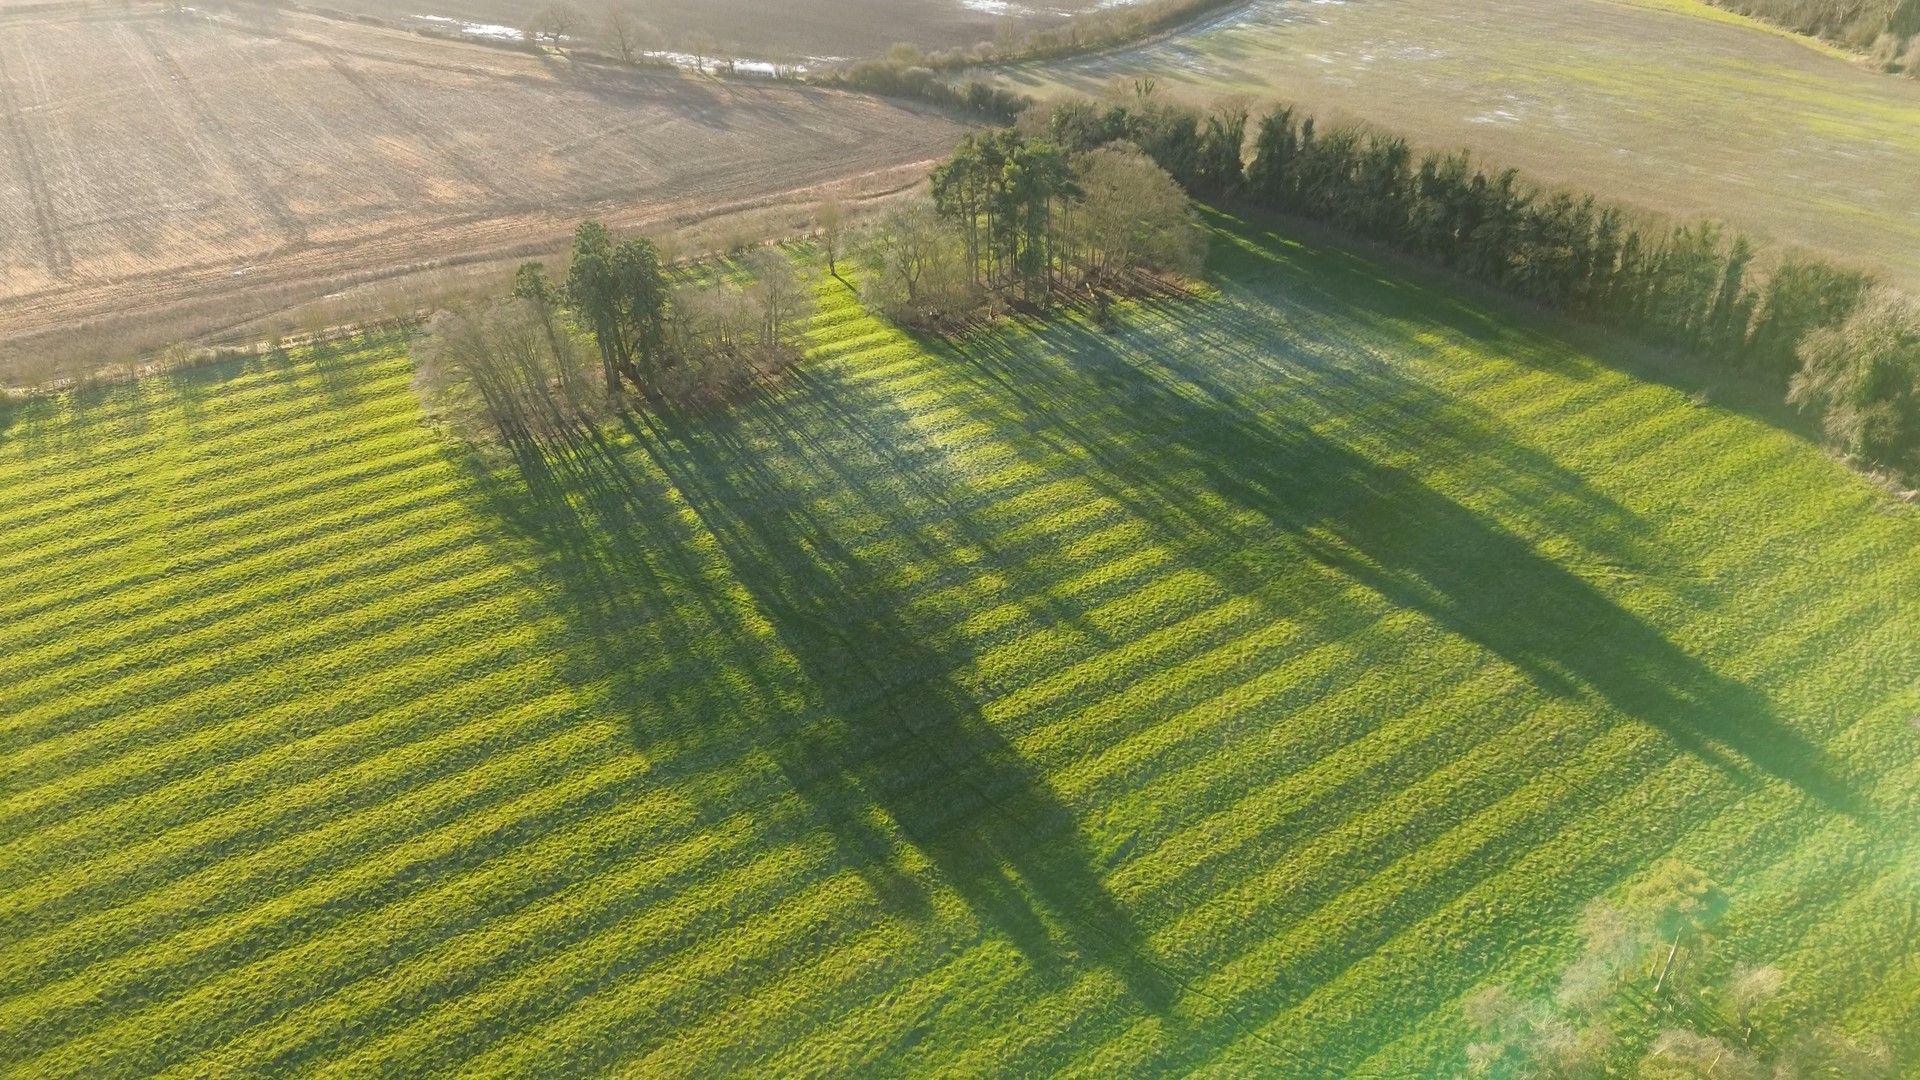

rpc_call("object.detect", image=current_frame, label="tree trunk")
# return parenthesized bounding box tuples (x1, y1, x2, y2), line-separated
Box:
(1653, 934, 1682, 998)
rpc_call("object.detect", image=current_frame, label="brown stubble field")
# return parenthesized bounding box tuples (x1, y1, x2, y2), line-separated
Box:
(0, 4, 967, 381)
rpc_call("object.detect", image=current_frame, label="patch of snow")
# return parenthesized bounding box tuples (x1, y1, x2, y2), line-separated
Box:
(414, 14, 525, 41)
(643, 50, 833, 76)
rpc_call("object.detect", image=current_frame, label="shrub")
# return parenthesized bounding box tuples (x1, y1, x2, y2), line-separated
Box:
(1789, 287, 1920, 474)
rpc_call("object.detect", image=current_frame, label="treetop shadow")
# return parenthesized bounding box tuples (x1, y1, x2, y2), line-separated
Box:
(932, 269, 1868, 820)
(461, 361, 1182, 1026)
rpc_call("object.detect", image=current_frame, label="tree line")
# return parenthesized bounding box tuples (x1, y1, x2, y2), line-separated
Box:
(415, 223, 815, 447)
(1022, 86, 1920, 483)
(419, 86, 1919, 483)
(415, 129, 1206, 448)
(820, 59, 1032, 124)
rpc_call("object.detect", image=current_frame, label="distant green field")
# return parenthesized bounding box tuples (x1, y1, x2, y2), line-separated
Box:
(1007, 0, 1920, 289)
(2, 213, 1916, 1075)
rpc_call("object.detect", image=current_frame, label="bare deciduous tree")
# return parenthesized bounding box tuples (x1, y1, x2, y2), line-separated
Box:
(689, 34, 715, 73)
(814, 199, 847, 276)
(529, 2, 582, 46)
(655, 249, 816, 403)
(1070, 143, 1203, 282)
(744, 248, 813, 358)
(599, 2, 656, 63)
(415, 298, 599, 446)
(860, 198, 975, 323)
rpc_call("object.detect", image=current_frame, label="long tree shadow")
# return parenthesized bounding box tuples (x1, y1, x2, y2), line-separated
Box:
(0, 393, 22, 444)
(455, 420, 949, 921)
(459, 384, 1176, 1016)
(892, 272, 1875, 1074)
(626, 397, 1177, 1011)
(449, 220, 1866, 1069)
(932, 284, 1868, 821)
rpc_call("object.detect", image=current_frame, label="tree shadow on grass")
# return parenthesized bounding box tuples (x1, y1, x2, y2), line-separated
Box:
(628, 397, 1177, 1011)
(897, 273, 1875, 1072)
(460, 385, 1176, 1018)
(0, 392, 64, 453)
(0, 389, 98, 451)
(933, 279, 1868, 822)
(163, 352, 259, 433)
(457, 421, 944, 919)
(451, 223, 1867, 1068)
(304, 335, 379, 414)
(1205, 212, 1824, 439)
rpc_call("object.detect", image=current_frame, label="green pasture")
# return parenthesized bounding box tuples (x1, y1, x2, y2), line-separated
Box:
(1006, 0, 1920, 289)
(1, 212, 1916, 1075)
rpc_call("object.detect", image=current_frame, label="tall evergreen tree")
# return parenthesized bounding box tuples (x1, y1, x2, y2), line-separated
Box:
(1195, 104, 1249, 196)
(566, 221, 630, 402)
(612, 237, 670, 385)
(1246, 107, 1300, 208)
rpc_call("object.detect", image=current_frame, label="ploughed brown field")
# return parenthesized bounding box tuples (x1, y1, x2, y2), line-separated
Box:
(0, 4, 965, 373)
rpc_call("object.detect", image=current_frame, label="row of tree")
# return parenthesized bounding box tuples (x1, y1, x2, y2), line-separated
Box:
(416, 223, 815, 446)
(418, 93, 1918, 479)
(859, 133, 1204, 325)
(1023, 88, 1920, 481)
(823, 62, 1032, 123)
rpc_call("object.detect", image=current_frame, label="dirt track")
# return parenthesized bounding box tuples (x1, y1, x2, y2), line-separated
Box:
(0, 5, 966, 358)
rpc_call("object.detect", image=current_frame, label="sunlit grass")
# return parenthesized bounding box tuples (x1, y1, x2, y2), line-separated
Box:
(1, 211, 1915, 1075)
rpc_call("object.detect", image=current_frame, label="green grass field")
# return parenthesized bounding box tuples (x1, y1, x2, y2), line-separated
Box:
(1006, 0, 1920, 290)
(2, 212, 1916, 1075)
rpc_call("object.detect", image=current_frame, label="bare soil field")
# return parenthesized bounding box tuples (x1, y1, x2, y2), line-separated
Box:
(0, 4, 965, 378)
(1011, 0, 1920, 289)
(321, 0, 1142, 66)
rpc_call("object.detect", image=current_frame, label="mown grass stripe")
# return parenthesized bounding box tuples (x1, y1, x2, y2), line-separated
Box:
(3, 214, 1914, 1075)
